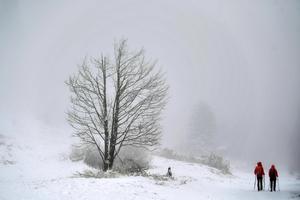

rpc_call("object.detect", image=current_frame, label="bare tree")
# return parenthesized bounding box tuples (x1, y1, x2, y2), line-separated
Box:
(66, 39, 168, 171)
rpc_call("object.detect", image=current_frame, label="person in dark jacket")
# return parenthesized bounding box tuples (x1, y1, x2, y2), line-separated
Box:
(167, 167, 172, 177)
(269, 164, 279, 192)
(254, 162, 265, 191)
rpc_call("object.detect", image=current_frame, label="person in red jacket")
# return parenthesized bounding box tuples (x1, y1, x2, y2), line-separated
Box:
(269, 164, 279, 192)
(254, 162, 265, 191)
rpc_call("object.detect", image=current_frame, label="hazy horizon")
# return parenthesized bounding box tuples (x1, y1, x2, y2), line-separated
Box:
(1, 0, 300, 172)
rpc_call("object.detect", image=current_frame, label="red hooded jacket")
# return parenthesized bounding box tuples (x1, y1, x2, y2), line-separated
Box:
(269, 165, 278, 179)
(254, 162, 265, 177)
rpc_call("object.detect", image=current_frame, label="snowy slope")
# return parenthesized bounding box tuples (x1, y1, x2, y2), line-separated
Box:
(0, 122, 300, 200)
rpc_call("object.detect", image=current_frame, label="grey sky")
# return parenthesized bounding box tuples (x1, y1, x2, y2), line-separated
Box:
(1, 0, 300, 171)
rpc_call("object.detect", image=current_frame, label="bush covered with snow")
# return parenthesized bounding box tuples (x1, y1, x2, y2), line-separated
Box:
(114, 146, 151, 173)
(70, 144, 151, 173)
(73, 169, 121, 178)
(0, 134, 16, 165)
(69, 145, 85, 162)
(157, 148, 231, 174)
(203, 153, 230, 174)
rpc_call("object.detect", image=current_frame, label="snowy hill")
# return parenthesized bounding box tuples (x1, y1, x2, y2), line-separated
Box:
(0, 122, 300, 200)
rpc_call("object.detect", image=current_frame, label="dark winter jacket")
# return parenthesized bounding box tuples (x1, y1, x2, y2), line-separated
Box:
(254, 162, 265, 178)
(167, 167, 172, 177)
(269, 165, 278, 180)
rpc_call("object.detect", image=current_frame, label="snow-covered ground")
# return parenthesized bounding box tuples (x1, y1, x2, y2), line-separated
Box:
(0, 121, 299, 200)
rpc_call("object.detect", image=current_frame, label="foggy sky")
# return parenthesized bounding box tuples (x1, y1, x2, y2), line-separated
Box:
(1, 0, 300, 171)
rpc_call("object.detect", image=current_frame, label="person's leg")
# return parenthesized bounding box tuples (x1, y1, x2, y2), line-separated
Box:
(258, 177, 262, 191)
(274, 179, 276, 191)
(270, 180, 273, 192)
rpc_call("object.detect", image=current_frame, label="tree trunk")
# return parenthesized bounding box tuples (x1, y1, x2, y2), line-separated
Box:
(108, 61, 121, 169)
(103, 161, 109, 171)
(102, 58, 110, 172)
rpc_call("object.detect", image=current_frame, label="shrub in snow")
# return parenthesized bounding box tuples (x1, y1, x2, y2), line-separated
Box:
(70, 144, 151, 173)
(157, 148, 186, 161)
(69, 145, 85, 161)
(113, 146, 151, 173)
(74, 169, 120, 178)
(0, 136, 16, 165)
(203, 153, 230, 174)
(70, 144, 102, 168)
(83, 145, 103, 169)
(157, 148, 231, 174)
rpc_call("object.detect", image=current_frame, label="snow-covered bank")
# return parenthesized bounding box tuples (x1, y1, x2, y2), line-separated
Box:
(1, 154, 300, 199)
(0, 124, 299, 200)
